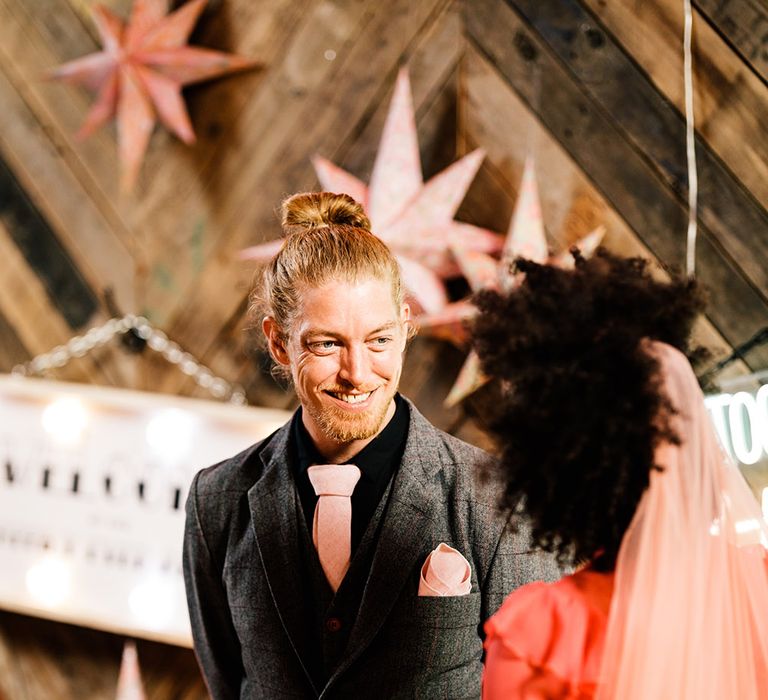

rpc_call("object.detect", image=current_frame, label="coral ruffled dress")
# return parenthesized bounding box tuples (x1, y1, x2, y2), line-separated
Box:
(482, 568, 614, 699)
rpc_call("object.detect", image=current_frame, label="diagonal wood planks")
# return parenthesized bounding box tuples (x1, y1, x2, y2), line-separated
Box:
(507, 0, 768, 300)
(0, 156, 97, 329)
(465, 0, 768, 369)
(695, 0, 768, 85)
(0, 3, 136, 314)
(581, 0, 768, 214)
(0, 216, 118, 384)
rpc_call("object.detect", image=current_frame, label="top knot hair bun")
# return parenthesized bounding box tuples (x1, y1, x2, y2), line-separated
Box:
(281, 192, 371, 232)
(256, 189, 406, 346)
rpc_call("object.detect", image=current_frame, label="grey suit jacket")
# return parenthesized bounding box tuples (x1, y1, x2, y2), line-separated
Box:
(183, 398, 558, 699)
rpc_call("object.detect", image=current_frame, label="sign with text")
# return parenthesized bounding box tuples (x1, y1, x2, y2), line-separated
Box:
(705, 370, 768, 514)
(0, 375, 290, 646)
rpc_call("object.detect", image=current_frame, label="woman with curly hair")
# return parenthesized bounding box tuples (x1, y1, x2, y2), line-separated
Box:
(474, 251, 768, 699)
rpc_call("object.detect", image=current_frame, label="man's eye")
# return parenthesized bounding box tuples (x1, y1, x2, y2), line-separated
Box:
(371, 337, 392, 346)
(313, 341, 336, 350)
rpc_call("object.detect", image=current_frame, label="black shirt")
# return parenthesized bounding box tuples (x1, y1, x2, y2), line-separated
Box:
(291, 393, 409, 553)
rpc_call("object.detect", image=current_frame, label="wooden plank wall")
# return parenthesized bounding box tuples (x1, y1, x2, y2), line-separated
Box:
(0, 0, 766, 696)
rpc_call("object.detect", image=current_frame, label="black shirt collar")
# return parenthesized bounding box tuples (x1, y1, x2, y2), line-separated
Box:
(292, 393, 409, 482)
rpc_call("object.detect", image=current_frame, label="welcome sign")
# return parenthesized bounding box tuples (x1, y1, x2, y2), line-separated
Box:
(0, 375, 290, 646)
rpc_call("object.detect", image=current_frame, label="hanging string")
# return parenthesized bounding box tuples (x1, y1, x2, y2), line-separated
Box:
(683, 0, 698, 277)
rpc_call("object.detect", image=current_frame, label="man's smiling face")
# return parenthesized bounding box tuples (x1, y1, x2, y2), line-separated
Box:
(264, 276, 409, 456)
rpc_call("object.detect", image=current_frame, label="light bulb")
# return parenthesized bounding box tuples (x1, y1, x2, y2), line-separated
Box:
(145, 409, 198, 466)
(128, 575, 175, 630)
(26, 555, 72, 607)
(41, 397, 89, 447)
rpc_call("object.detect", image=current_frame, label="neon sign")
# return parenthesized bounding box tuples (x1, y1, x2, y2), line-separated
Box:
(705, 384, 768, 466)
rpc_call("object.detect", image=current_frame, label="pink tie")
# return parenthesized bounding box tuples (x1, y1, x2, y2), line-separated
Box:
(307, 464, 361, 592)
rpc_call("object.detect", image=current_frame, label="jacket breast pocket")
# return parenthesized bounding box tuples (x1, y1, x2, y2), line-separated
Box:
(381, 591, 483, 674)
(411, 591, 482, 628)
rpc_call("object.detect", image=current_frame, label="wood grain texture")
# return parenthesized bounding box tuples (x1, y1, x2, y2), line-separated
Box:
(466, 0, 768, 369)
(0, 0, 139, 263)
(0, 310, 30, 372)
(0, 218, 126, 385)
(582, 0, 768, 214)
(695, 0, 768, 84)
(3, 0, 763, 391)
(507, 0, 768, 303)
(0, 611, 207, 700)
(0, 27, 136, 316)
(138, 0, 382, 328)
(0, 156, 97, 330)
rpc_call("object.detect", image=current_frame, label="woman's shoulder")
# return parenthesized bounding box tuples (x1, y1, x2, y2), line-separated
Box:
(485, 568, 614, 681)
(487, 568, 614, 627)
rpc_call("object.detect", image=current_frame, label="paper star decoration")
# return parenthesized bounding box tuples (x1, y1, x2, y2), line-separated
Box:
(51, 0, 257, 191)
(116, 640, 147, 700)
(240, 67, 502, 314)
(434, 157, 605, 407)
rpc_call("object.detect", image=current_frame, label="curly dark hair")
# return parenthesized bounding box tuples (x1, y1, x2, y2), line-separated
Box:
(471, 250, 705, 570)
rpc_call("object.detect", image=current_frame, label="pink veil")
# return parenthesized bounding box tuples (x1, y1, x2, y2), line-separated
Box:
(596, 341, 768, 699)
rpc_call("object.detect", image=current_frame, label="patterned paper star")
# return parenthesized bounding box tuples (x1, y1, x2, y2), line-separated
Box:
(436, 158, 605, 407)
(51, 0, 257, 191)
(240, 68, 502, 314)
(414, 245, 499, 347)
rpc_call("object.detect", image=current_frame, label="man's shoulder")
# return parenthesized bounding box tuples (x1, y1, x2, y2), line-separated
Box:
(404, 397, 493, 468)
(438, 428, 493, 465)
(402, 398, 499, 509)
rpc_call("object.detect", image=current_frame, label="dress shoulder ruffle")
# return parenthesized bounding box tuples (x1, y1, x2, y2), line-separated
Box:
(484, 569, 613, 693)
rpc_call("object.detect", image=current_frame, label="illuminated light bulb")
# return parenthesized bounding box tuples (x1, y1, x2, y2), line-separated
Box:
(128, 576, 175, 630)
(41, 397, 89, 447)
(145, 409, 198, 466)
(26, 555, 72, 607)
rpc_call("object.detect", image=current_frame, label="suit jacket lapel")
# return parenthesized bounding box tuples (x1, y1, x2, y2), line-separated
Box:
(247, 421, 317, 693)
(327, 402, 443, 684)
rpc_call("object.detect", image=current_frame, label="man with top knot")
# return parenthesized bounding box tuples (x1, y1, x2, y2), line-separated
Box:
(182, 192, 557, 699)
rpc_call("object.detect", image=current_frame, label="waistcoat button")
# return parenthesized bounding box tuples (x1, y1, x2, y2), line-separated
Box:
(325, 617, 342, 633)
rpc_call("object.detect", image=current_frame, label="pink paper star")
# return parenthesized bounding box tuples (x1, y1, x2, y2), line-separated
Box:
(438, 158, 606, 407)
(116, 640, 147, 700)
(51, 0, 257, 191)
(414, 248, 497, 346)
(240, 68, 502, 314)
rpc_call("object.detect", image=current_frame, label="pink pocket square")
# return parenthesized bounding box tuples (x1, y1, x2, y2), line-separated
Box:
(418, 543, 472, 596)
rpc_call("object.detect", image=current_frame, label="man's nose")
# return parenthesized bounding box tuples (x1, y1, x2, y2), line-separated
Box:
(339, 345, 369, 386)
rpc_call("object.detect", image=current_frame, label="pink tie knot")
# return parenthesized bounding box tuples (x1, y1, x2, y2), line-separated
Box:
(308, 464, 361, 497)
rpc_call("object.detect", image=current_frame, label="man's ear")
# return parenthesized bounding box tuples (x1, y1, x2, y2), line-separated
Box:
(400, 302, 416, 344)
(262, 316, 290, 366)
